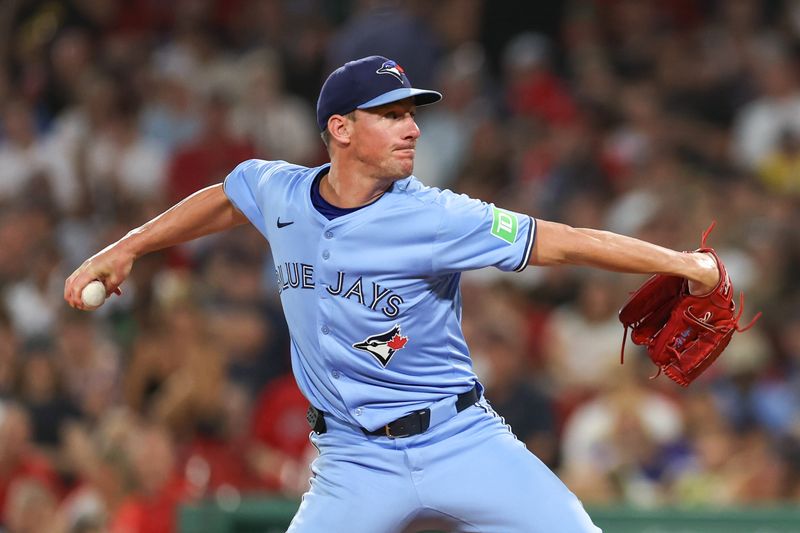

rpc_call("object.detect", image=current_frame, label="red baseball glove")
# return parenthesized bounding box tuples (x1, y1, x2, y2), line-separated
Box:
(618, 223, 761, 386)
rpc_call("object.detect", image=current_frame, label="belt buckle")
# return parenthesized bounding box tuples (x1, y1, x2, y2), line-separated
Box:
(384, 424, 409, 439)
(383, 409, 429, 438)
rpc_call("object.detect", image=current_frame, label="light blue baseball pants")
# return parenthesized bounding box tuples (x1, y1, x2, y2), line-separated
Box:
(287, 398, 601, 533)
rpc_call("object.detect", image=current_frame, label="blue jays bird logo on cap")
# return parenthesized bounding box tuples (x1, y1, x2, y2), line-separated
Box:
(353, 325, 408, 367)
(376, 60, 406, 83)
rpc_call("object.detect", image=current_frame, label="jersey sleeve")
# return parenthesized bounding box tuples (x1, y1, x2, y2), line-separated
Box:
(222, 159, 284, 238)
(431, 191, 536, 274)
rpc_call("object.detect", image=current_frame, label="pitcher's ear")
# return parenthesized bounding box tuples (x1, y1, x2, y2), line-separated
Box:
(328, 114, 353, 145)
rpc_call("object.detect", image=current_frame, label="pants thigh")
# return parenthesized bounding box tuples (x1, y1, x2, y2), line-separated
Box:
(286, 431, 417, 533)
(418, 405, 601, 533)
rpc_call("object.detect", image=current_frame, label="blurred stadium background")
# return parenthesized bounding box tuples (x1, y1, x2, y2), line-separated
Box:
(1, 0, 800, 532)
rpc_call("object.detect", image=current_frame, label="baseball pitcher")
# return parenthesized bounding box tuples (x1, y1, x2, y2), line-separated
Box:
(66, 56, 737, 532)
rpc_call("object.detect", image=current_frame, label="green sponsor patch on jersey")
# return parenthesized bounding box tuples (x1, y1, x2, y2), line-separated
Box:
(491, 207, 518, 244)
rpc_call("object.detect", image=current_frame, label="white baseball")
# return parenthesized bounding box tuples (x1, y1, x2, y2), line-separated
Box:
(81, 280, 107, 308)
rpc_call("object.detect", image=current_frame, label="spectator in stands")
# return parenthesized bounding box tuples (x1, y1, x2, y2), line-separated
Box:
(413, 43, 492, 190)
(0, 404, 61, 527)
(58, 410, 138, 533)
(733, 48, 800, 170)
(0, 310, 17, 400)
(140, 69, 201, 156)
(84, 98, 167, 207)
(3, 478, 61, 533)
(111, 423, 192, 533)
(55, 310, 120, 421)
(166, 93, 254, 204)
(542, 273, 625, 397)
(757, 128, 800, 195)
(559, 360, 685, 505)
(0, 99, 78, 213)
(15, 340, 81, 452)
(3, 243, 63, 343)
(326, 1, 442, 89)
(124, 278, 225, 440)
(504, 32, 578, 126)
(248, 372, 316, 494)
(475, 327, 558, 468)
(229, 48, 319, 165)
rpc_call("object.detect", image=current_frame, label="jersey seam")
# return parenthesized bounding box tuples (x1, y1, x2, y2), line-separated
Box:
(400, 182, 458, 212)
(222, 176, 246, 215)
(223, 166, 265, 235)
(430, 200, 447, 275)
(403, 447, 481, 531)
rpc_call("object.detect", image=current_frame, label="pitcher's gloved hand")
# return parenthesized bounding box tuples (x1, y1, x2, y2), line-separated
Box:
(619, 223, 761, 386)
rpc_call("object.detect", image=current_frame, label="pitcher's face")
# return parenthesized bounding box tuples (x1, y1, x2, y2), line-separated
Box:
(350, 98, 421, 179)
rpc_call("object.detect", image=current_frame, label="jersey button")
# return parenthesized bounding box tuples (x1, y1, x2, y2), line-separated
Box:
(354, 408, 363, 416)
(322, 250, 330, 260)
(321, 325, 330, 335)
(332, 370, 340, 379)
(324, 231, 333, 239)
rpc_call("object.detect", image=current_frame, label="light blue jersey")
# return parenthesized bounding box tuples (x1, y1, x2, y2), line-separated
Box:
(224, 158, 600, 532)
(223, 159, 535, 431)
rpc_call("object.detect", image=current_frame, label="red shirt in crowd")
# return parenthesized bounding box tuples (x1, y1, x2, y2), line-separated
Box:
(0, 451, 61, 525)
(110, 476, 192, 533)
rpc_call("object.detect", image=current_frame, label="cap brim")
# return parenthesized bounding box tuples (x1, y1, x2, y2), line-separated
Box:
(357, 88, 443, 110)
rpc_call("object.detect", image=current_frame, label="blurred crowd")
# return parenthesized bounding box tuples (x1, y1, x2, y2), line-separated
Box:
(1, 0, 800, 532)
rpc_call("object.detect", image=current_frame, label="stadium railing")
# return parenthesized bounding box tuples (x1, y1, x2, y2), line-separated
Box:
(179, 498, 800, 532)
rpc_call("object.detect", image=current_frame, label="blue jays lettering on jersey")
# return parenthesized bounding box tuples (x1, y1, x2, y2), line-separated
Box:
(223, 159, 535, 431)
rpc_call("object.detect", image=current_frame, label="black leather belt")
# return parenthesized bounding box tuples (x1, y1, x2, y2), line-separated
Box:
(307, 384, 479, 439)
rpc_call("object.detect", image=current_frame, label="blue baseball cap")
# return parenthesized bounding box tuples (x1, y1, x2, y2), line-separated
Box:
(316, 55, 442, 131)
